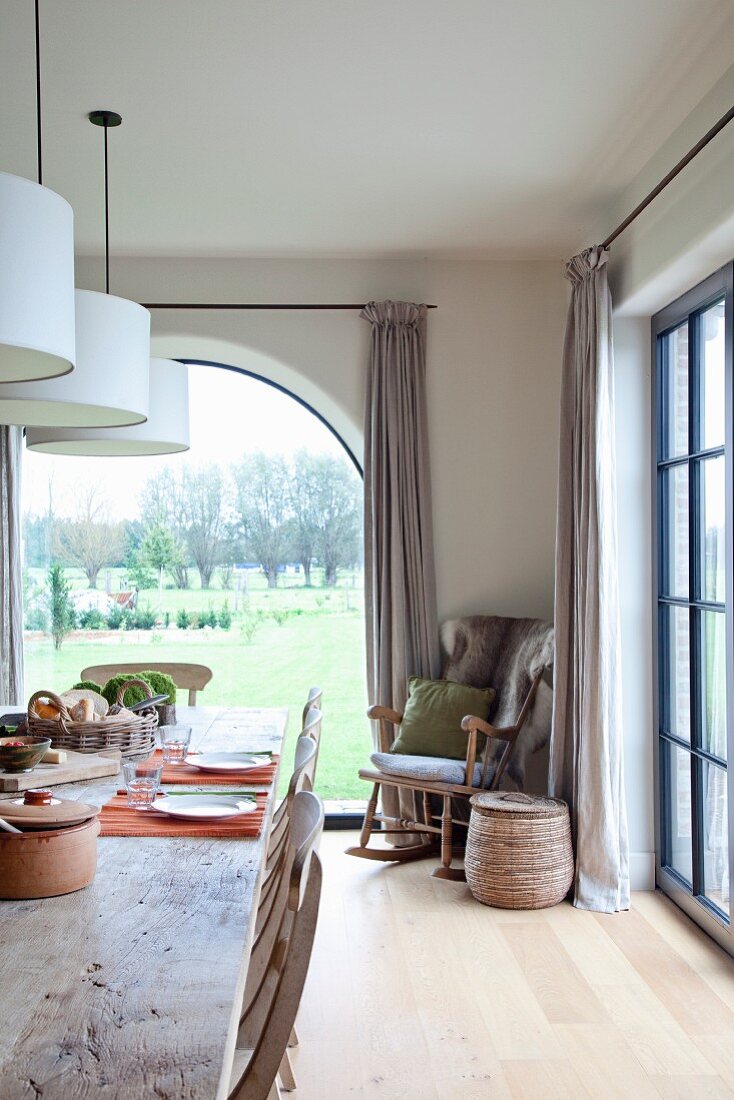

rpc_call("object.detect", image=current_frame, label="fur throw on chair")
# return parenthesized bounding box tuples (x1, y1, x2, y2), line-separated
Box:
(440, 615, 554, 790)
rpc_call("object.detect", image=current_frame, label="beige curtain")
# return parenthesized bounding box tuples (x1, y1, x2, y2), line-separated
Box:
(0, 427, 24, 705)
(549, 248, 630, 913)
(361, 301, 440, 839)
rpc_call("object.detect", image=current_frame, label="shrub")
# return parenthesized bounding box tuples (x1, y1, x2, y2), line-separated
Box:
(78, 608, 106, 630)
(176, 608, 191, 630)
(25, 606, 48, 631)
(72, 679, 103, 694)
(271, 608, 291, 627)
(101, 675, 150, 709)
(139, 670, 177, 704)
(121, 609, 135, 630)
(131, 604, 156, 630)
(218, 601, 232, 630)
(201, 606, 219, 629)
(106, 605, 124, 630)
(239, 610, 263, 645)
(164, 611, 170, 628)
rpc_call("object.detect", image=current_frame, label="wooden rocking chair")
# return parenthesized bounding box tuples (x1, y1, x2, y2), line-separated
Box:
(346, 615, 553, 881)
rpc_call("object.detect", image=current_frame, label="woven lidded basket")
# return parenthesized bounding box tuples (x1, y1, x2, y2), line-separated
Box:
(465, 791, 574, 910)
(28, 679, 158, 758)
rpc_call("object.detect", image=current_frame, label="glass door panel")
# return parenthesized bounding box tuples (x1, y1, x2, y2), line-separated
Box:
(662, 739, 693, 885)
(660, 464, 689, 599)
(654, 266, 733, 949)
(700, 610, 727, 760)
(661, 604, 691, 743)
(701, 758, 729, 915)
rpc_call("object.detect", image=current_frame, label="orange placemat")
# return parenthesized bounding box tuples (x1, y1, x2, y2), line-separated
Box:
(99, 792, 268, 838)
(149, 749, 279, 786)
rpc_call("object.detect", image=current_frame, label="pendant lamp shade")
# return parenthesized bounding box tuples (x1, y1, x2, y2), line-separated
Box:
(0, 172, 75, 383)
(0, 289, 150, 427)
(26, 358, 189, 456)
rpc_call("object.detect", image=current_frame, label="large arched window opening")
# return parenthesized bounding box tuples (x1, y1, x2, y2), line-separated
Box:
(21, 361, 366, 802)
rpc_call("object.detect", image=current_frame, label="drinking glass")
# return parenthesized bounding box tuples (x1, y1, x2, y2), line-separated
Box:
(123, 760, 162, 810)
(159, 724, 192, 765)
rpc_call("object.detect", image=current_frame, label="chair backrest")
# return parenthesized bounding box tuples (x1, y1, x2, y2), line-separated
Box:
(232, 791, 324, 1100)
(301, 685, 323, 729)
(299, 706, 322, 786)
(440, 616, 553, 729)
(80, 662, 213, 706)
(258, 735, 318, 928)
(291, 732, 318, 796)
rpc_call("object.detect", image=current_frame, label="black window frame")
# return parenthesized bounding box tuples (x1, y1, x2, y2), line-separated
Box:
(652, 262, 734, 950)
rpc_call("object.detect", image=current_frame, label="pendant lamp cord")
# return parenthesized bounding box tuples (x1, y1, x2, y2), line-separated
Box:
(35, 0, 42, 185)
(103, 119, 110, 294)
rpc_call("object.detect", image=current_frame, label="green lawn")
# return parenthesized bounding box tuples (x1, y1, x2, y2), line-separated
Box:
(23, 570, 370, 800)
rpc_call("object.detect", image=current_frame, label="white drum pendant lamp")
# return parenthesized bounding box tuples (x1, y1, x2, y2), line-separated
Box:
(0, 289, 149, 427)
(0, 3, 75, 382)
(0, 111, 150, 427)
(26, 358, 190, 456)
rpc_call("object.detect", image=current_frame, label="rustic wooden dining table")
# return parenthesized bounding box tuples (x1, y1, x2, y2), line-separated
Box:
(0, 705, 288, 1100)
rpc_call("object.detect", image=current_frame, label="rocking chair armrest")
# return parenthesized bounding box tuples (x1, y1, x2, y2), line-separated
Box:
(464, 727, 478, 786)
(461, 714, 519, 742)
(366, 705, 403, 725)
(367, 705, 404, 752)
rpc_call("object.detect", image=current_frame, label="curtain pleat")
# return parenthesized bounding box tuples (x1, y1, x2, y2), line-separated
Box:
(549, 248, 630, 913)
(0, 426, 24, 706)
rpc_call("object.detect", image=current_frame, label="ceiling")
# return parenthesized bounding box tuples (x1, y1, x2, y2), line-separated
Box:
(2, 0, 733, 259)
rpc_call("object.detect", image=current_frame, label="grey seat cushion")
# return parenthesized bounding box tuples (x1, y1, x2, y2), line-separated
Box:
(370, 752, 482, 787)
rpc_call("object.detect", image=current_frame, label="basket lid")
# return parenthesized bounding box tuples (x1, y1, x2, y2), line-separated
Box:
(470, 791, 568, 817)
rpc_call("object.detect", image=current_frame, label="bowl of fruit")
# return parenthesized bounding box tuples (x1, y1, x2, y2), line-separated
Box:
(0, 727, 52, 774)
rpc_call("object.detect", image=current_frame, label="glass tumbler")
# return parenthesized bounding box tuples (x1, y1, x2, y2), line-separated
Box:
(159, 724, 193, 765)
(123, 760, 162, 810)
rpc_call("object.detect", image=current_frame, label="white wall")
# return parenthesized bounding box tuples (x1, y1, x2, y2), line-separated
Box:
(614, 317, 655, 889)
(76, 256, 567, 625)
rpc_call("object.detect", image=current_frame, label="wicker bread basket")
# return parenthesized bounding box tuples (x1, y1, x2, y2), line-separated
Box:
(28, 679, 158, 758)
(465, 791, 574, 910)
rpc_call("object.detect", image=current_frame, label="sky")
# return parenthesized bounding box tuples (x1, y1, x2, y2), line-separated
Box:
(22, 364, 351, 521)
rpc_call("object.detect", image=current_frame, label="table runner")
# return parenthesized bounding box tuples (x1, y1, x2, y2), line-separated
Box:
(99, 791, 268, 837)
(150, 748, 279, 786)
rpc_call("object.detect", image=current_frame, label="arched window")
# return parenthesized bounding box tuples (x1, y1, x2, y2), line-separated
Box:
(21, 362, 366, 802)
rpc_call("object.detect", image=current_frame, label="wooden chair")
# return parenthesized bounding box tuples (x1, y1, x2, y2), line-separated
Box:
(267, 704, 321, 845)
(230, 790, 324, 1100)
(258, 735, 318, 933)
(80, 662, 213, 705)
(346, 615, 553, 881)
(298, 706, 322, 779)
(301, 686, 323, 730)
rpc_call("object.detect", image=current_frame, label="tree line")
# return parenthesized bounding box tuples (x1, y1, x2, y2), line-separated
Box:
(24, 451, 362, 590)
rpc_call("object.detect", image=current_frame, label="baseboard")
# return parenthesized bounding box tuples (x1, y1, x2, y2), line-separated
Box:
(630, 850, 656, 891)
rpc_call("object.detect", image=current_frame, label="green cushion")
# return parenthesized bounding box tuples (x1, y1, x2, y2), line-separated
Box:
(391, 677, 495, 760)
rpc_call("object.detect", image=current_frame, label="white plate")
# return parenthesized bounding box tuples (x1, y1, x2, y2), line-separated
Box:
(152, 794, 257, 821)
(184, 752, 271, 773)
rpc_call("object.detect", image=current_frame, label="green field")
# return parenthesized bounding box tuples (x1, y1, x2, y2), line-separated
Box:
(23, 569, 369, 800)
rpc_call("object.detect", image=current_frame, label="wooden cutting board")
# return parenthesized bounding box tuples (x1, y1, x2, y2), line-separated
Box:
(0, 749, 121, 792)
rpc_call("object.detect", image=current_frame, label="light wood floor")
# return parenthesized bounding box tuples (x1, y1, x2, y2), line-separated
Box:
(289, 831, 734, 1099)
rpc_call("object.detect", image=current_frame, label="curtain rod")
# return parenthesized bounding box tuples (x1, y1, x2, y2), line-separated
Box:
(602, 103, 734, 249)
(141, 302, 438, 310)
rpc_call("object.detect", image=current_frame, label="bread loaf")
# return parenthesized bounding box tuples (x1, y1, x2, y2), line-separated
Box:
(35, 700, 61, 720)
(70, 698, 95, 723)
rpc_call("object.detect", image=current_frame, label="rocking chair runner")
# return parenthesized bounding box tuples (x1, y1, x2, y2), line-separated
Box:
(346, 615, 554, 881)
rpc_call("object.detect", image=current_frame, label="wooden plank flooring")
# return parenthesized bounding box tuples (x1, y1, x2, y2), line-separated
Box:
(290, 832, 734, 1099)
